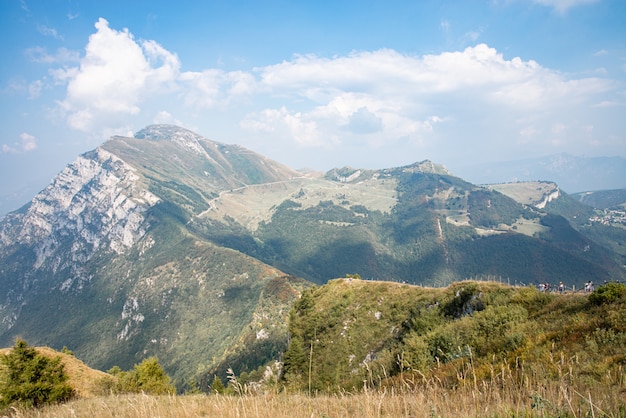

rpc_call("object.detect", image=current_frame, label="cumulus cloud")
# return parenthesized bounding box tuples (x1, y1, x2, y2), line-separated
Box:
(239, 44, 613, 153)
(1, 133, 38, 154)
(49, 18, 620, 165)
(347, 107, 383, 134)
(57, 18, 180, 131)
(254, 45, 605, 103)
(241, 107, 326, 147)
(153, 110, 183, 126)
(179, 69, 256, 108)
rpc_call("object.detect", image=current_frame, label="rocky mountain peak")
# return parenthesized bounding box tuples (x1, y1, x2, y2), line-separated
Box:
(134, 124, 215, 156)
(401, 160, 451, 175)
(0, 146, 159, 291)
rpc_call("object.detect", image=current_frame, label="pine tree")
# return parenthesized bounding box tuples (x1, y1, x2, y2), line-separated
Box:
(281, 335, 307, 385)
(0, 339, 74, 409)
(210, 375, 225, 394)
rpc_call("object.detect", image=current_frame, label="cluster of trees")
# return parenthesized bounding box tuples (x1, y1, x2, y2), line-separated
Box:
(104, 357, 175, 395)
(0, 339, 174, 412)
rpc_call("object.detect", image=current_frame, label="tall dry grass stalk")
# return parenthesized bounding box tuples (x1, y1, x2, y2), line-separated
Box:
(6, 360, 625, 418)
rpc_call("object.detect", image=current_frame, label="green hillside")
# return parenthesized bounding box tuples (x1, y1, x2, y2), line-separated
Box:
(282, 279, 626, 394)
(205, 170, 624, 286)
(0, 202, 307, 389)
(573, 188, 626, 209)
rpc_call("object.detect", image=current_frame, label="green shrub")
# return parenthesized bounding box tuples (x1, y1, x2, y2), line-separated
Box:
(400, 332, 433, 371)
(0, 339, 74, 409)
(106, 357, 175, 395)
(471, 304, 528, 355)
(588, 282, 626, 306)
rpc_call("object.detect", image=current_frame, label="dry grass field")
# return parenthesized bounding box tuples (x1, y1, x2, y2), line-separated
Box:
(6, 363, 625, 418)
(6, 387, 624, 418)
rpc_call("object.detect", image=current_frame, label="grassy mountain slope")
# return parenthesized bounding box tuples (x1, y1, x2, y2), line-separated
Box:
(282, 279, 626, 394)
(0, 205, 305, 388)
(104, 125, 301, 217)
(0, 126, 308, 389)
(572, 188, 626, 210)
(201, 168, 624, 286)
(492, 181, 626, 273)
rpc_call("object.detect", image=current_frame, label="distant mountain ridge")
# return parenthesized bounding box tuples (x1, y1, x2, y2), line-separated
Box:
(1, 125, 624, 390)
(458, 153, 626, 193)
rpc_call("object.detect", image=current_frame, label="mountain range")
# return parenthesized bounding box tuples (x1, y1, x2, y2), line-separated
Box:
(1, 125, 625, 389)
(457, 153, 626, 193)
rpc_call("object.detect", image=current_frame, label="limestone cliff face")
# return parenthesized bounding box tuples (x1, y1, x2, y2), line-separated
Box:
(0, 146, 160, 334)
(1, 147, 158, 271)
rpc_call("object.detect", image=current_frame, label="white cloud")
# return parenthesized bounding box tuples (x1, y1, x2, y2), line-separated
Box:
(28, 79, 43, 99)
(461, 27, 484, 45)
(153, 110, 183, 126)
(531, 0, 600, 14)
(237, 44, 614, 153)
(255, 45, 579, 101)
(25, 46, 80, 64)
(57, 18, 180, 131)
(21, 133, 37, 151)
(347, 107, 383, 134)
(179, 69, 256, 108)
(37, 24, 63, 40)
(1, 133, 38, 154)
(48, 18, 620, 167)
(49, 66, 79, 85)
(241, 107, 326, 147)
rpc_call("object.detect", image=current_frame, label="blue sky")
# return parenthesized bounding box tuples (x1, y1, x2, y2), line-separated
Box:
(1, 0, 625, 215)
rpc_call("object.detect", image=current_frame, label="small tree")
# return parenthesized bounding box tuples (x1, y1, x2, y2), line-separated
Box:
(282, 335, 307, 383)
(131, 357, 175, 395)
(210, 375, 225, 394)
(0, 339, 74, 409)
(184, 377, 203, 394)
